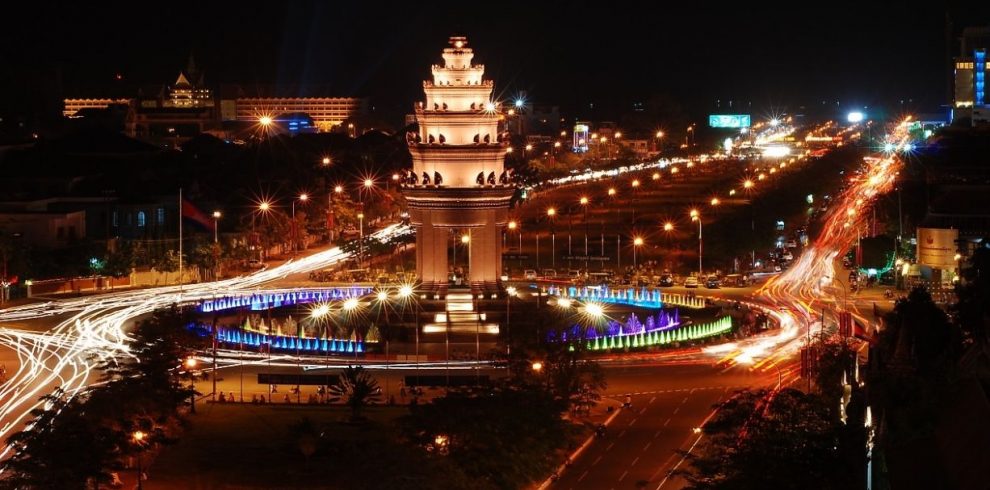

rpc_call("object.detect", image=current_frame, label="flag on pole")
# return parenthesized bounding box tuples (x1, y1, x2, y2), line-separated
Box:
(181, 198, 213, 230)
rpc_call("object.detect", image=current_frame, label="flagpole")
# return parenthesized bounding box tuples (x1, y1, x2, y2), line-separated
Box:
(179, 188, 184, 293)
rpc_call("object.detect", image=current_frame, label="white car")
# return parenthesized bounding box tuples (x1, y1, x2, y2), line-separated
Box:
(524, 269, 537, 280)
(684, 276, 700, 288)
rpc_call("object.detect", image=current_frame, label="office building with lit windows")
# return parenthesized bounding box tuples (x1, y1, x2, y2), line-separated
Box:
(953, 26, 990, 125)
(219, 87, 368, 132)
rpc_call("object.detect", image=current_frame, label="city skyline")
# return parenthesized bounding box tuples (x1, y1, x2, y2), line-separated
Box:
(5, 3, 990, 123)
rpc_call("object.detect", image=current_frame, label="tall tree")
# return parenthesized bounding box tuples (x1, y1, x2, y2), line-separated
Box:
(1, 389, 122, 490)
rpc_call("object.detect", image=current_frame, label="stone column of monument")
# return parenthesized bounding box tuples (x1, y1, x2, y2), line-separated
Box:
(402, 36, 515, 290)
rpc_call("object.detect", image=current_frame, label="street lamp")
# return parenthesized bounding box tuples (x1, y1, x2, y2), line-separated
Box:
(212, 211, 222, 243)
(547, 207, 557, 269)
(185, 356, 197, 414)
(505, 286, 517, 355)
(321, 156, 331, 166)
(508, 220, 521, 268)
(259, 116, 273, 127)
(710, 197, 720, 207)
(690, 209, 703, 276)
(291, 194, 309, 253)
(132, 430, 146, 490)
(663, 222, 674, 232)
(743, 179, 755, 189)
(631, 179, 641, 224)
(633, 236, 644, 267)
(358, 212, 365, 267)
(531, 361, 543, 372)
(579, 196, 590, 268)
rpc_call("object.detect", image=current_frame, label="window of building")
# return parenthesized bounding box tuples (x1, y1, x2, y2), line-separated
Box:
(157, 208, 165, 225)
(112, 211, 118, 227)
(137, 211, 146, 228)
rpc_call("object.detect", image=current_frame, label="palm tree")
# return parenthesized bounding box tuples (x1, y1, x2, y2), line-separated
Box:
(328, 366, 382, 421)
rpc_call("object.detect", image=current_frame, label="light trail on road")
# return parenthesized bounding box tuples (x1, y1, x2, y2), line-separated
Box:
(711, 119, 911, 377)
(0, 224, 411, 458)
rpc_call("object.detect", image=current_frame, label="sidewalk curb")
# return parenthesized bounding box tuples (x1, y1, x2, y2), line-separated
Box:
(536, 398, 623, 490)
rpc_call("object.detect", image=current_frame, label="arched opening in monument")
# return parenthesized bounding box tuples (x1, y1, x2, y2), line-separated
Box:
(449, 228, 472, 287)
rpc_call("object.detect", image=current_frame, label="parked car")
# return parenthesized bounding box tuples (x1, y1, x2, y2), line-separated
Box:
(524, 269, 537, 280)
(247, 259, 265, 269)
(723, 273, 751, 287)
(704, 275, 720, 289)
(543, 269, 558, 279)
(659, 273, 675, 287)
(684, 276, 700, 288)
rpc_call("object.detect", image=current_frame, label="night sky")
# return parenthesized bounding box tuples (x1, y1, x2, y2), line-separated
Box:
(3, 2, 988, 122)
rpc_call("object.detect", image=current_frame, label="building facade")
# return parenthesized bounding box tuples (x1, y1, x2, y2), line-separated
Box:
(63, 98, 131, 118)
(220, 91, 368, 132)
(402, 37, 515, 289)
(954, 26, 990, 124)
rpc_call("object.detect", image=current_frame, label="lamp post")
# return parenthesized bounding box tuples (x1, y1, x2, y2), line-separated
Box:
(580, 196, 589, 270)
(329, 185, 344, 243)
(212, 211, 221, 243)
(655, 130, 665, 153)
(690, 209, 703, 276)
(633, 236, 644, 268)
(607, 187, 616, 263)
(461, 233, 471, 285)
(212, 211, 222, 279)
(291, 193, 308, 252)
(505, 286, 516, 355)
(547, 207, 557, 269)
(743, 179, 756, 267)
(132, 430, 145, 490)
(185, 356, 197, 414)
(507, 220, 521, 269)
(358, 212, 365, 268)
(631, 178, 640, 225)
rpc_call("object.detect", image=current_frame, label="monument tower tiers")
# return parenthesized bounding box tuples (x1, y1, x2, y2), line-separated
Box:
(403, 37, 515, 292)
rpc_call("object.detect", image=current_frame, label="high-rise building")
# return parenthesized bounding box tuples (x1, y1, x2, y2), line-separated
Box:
(402, 37, 514, 289)
(953, 26, 990, 124)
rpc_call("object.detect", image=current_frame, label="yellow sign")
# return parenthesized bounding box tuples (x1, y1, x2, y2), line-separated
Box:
(917, 228, 958, 268)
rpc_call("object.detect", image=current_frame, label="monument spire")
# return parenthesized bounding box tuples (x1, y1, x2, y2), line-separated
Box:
(402, 36, 515, 292)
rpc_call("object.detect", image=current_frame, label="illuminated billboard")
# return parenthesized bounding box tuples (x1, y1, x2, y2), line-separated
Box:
(708, 114, 751, 128)
(573, 123, 590, 153)
(917, 227, 958, 269)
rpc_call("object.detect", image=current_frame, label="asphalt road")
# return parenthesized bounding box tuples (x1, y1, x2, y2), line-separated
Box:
(554, 362, 771, 490)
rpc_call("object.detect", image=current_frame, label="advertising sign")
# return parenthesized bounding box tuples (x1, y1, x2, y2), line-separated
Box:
(917, 227, 958, 268)
(708, 114, 751, 128)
